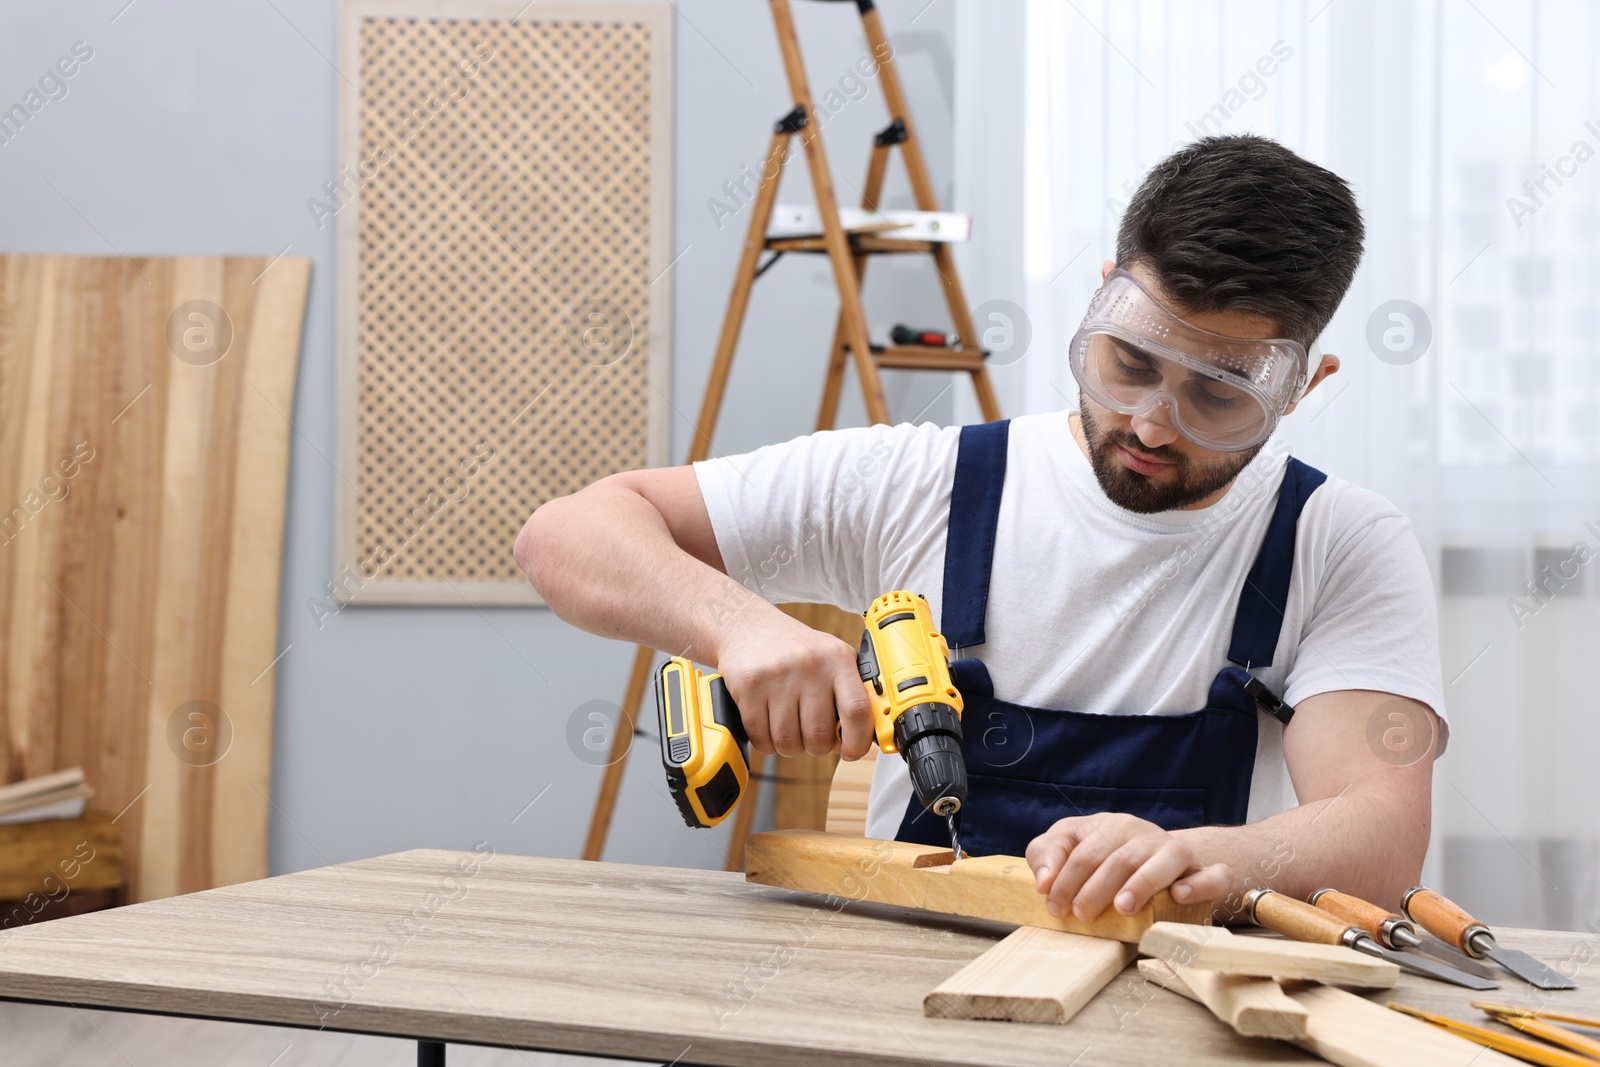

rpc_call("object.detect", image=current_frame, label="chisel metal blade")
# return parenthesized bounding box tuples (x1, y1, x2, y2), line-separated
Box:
(1480, 942, 1577, 991)
(1410, 933, 1500, 981)
(1351, 938, 1500, 990)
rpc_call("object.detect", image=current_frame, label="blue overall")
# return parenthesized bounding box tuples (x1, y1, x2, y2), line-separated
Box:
(896, 419, 1327, 857)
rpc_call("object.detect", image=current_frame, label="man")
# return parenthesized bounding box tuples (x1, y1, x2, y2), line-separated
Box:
(517, 135, 1445, 925)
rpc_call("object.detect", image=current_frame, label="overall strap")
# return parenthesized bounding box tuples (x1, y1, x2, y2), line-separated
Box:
(1227, 456, 1328, 670)
(940, 419, 1011, 648)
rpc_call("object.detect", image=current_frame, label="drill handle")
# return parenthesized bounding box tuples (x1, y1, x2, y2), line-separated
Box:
(704, 674, 749, 754)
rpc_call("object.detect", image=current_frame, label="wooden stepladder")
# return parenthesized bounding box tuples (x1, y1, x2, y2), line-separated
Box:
(583, 0, 1004, 868)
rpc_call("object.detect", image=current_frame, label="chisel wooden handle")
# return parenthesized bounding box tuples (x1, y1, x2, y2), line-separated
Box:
(1310, 888, 1412, 944)
(1246, 888, 1358, 946)
(1402, 886, 1490, 957)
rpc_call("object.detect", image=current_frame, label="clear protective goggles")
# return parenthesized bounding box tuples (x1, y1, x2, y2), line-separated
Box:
(1068, 269, 1314, 452)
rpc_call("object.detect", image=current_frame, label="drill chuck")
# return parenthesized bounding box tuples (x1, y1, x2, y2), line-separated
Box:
(894, 702, 967, 816)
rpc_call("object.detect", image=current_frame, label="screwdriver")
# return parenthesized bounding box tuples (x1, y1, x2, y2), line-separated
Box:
(1401, 886, 1577, 990)
(1244, 888, 1499, 990)
(1309, 888, 1498, 983)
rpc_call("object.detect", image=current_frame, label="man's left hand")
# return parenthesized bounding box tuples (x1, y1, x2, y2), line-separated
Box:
(1024, 812, 1233, 921)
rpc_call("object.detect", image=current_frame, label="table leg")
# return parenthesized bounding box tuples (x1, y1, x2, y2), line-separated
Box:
(418, 1038, 445, 1065)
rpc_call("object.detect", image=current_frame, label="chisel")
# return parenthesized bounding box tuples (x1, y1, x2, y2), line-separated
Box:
(1401, 886, 1578, 990)
(1244, 888, 1499, 990)
(1309, 888, 1498, 983)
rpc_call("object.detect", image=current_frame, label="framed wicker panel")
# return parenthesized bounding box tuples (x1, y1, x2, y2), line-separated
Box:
(335, 0, 673, 604)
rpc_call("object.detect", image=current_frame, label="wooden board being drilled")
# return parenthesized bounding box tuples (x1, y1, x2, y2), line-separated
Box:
(743, 830, 1212, 942)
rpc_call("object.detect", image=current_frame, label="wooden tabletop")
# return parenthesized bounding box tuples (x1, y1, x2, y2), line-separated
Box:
(1, 849, 1597, 1066)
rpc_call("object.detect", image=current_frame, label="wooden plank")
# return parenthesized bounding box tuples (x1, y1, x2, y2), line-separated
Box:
(1138, 957, 1308, 1039)
(0, 812, 122, 902)
(0, 255, 309, 903)
(4, 256, 62, 783)
(924, 926, 1135, 1024)
(1140, 920, 1397, 988)
(1137, 956, 1198, 996)
(1138, 960, 1523, 1066)
(1291, 984, 1524, 1067)
(0, 767, 88, 815)
(772, 752, 840, 832)
(744, 830, 1212, 941)
(825, 745, 877, 837)
(1175, 964, 1308, 1040)
(140, 255, 218, 903)
(210, 256, 309, 892)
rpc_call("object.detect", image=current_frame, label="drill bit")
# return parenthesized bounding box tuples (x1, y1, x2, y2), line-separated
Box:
(946, 812, 964, 859)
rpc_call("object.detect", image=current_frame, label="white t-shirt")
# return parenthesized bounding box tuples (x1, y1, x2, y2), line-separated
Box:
(693, 408, 1447, 840)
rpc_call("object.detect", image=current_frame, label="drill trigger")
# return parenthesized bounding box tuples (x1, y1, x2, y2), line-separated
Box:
(856, 630, 884, 696)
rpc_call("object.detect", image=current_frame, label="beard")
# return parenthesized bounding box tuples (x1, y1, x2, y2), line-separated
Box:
(1078, 400, 1263, 513)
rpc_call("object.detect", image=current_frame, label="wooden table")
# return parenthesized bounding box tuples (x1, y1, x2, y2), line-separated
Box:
(0, 849, 1596, 1066)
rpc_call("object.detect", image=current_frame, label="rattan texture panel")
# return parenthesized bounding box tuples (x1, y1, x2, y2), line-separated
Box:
(337, 1, 672, 604)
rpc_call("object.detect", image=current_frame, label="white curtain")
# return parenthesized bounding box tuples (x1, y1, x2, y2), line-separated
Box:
(1023, 0, 1600, 932)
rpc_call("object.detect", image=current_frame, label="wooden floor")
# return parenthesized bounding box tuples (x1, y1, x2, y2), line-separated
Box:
(0, 1002, 639, 1066)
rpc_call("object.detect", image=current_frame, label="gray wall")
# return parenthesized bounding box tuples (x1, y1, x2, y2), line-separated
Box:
(0, 1, 1023, 873)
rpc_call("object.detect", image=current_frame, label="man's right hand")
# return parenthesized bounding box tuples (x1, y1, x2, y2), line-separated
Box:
(712, 610, 875, 760)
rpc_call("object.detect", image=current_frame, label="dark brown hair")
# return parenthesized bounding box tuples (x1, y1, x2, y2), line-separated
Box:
(1116, 134, 1365, 346)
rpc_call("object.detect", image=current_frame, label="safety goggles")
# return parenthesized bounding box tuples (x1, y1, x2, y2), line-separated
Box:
(1068, 269, 1312, 452)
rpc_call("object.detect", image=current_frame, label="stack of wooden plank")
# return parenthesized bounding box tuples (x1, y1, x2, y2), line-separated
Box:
(0, 768, 92, 825)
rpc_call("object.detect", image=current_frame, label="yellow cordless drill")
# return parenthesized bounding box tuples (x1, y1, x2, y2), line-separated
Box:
(655, 591, 969, 854)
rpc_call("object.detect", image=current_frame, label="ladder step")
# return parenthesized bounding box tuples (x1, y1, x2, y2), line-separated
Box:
(768, 205, 972, 242)
(764, 235, 937, 255)
(872, 346, 987, 371)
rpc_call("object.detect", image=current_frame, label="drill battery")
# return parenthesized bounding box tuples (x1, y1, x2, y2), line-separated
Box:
(656, 658, 749, 828)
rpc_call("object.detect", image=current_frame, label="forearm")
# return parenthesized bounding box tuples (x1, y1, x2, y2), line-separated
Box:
(515, 481, 770, 663)
(1174, 786, 1429, 922)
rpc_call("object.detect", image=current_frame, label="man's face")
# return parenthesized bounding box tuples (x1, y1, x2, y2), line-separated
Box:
(1076, 263, 1282, 514)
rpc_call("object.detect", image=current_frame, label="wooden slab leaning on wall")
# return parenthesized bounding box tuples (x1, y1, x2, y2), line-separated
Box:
(0, 254, 310, 903)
